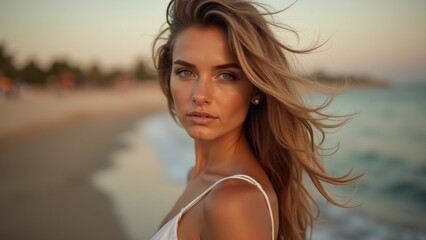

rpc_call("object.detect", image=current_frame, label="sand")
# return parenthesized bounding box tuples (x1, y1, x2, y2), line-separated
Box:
(93, 122, 185, 239)
(0, 83, 175, 240)
(0, 82, 166, 145)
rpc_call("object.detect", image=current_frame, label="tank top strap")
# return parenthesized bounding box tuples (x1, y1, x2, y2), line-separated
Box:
(180, 174, 275, 240)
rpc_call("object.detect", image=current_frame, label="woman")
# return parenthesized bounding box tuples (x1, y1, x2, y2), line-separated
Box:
(151, 0, 358, 239)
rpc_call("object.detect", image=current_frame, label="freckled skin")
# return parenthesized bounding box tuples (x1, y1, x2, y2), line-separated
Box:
(161, 26, 277, 240)
(170, 26, 257, 142)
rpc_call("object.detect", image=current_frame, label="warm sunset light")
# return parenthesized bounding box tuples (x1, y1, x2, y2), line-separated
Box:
(1, 0, 425, 82)
(1, 1, 425, 240)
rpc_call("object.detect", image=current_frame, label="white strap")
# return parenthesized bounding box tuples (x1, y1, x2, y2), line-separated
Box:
(181, 174, 275, 240)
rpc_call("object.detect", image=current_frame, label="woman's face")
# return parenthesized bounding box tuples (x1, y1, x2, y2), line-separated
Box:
(170, 26, 257, 141)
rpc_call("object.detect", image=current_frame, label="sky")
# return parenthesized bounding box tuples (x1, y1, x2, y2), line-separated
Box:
(1, 0, 425, 83)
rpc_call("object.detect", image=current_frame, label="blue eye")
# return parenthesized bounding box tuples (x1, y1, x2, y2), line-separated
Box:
(219, 72, 235, 81)
(177, 70, 195, 79)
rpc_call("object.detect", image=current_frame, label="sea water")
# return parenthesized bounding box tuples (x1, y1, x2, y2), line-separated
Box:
(308, 83, 426, 239)
(96, 83, 426, 239)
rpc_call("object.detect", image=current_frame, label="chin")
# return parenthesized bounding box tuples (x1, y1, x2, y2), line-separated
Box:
(186, 128, 215, 141)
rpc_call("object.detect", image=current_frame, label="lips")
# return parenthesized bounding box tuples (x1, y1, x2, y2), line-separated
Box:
(187, 111, 218, 125)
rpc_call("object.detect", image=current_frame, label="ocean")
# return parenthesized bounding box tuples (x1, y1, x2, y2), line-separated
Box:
(94, 82, 426, 240)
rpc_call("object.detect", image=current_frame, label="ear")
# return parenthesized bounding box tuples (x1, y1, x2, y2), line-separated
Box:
(251, 90, 264, 105)
(251, 88, 264, 99)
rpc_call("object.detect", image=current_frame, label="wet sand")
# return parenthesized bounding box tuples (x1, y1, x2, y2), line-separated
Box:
(92, 120, 185, 239)
(0, 84, 168, 239)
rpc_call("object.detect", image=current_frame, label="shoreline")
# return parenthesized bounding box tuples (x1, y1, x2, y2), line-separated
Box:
(93, 116, 185, 238)
(0, 84, 170, 239)
(0, 82, 166, 145)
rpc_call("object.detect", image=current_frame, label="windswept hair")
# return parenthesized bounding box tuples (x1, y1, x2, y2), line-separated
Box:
(153, 0, 359, 239)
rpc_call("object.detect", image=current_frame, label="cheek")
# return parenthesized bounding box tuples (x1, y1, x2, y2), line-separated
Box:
(170, 78, 189, 114)
(218, 81, 255, 120)
(219, 91, 251, 120)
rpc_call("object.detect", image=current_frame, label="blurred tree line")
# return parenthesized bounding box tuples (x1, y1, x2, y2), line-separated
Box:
(1, 43, 387, 94)
(0, 43, 156, 89)
(308, 70, 388, 88)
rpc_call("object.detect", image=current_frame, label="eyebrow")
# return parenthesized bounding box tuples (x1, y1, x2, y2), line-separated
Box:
(173, 59, 241, 70)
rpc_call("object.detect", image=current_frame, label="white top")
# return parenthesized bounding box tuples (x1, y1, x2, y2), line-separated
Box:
(150, 174, 275, 240)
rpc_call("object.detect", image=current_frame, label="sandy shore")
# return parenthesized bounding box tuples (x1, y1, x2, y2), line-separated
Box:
(0, 82, 166, 145)
(93, 120, 185, 239)
(0, 83, 178, 239)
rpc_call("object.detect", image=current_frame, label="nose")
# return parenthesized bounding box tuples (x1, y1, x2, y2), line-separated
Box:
(192, 77, 212, 105)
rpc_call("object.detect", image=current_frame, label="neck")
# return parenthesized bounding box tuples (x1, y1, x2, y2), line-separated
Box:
(192, 129, 255, 178)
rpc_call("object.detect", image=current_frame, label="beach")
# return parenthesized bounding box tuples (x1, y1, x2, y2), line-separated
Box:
(0, 83, 176, 239)
(117, 84, 426, 240)
(2, 82, 425, 240)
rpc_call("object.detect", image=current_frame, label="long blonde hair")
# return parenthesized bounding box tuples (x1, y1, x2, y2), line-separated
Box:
(153, 0, 359, 239)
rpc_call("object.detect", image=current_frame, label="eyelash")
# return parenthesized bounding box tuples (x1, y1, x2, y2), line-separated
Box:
(218, 72, 237, 81)
(176, 69, 195, 79)
(175, 69, 238, 81)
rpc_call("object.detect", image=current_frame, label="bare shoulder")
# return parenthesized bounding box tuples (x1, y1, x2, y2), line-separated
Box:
(201, 178, 274, 240)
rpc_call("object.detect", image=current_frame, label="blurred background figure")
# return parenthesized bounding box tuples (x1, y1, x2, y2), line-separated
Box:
(0, 75, 15, 99)
(0, 0, 425, 239)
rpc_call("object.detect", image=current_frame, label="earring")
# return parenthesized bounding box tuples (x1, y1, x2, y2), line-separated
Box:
(253, 99, 260, 105)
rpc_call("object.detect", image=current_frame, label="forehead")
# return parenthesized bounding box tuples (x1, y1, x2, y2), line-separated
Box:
(172, 26, 235, 64)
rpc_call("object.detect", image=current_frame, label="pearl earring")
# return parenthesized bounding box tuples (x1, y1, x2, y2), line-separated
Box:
(253, 99, 260, 105)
